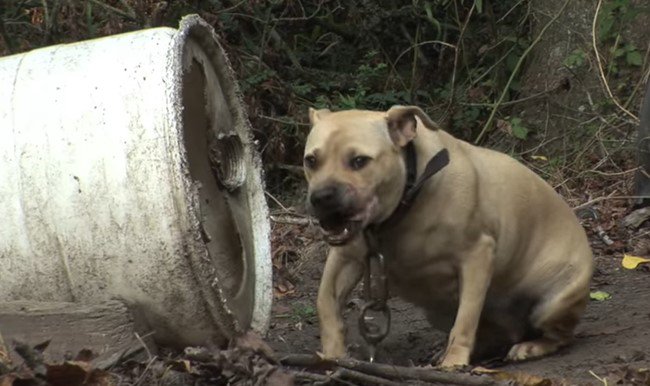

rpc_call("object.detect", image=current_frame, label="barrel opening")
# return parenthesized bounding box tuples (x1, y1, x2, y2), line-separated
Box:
(180, 57, 249, 326)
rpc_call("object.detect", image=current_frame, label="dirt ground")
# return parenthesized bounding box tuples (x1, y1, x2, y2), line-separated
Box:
(267, 219, 650, 385)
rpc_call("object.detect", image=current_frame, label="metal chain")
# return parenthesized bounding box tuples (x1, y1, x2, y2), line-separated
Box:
(358, 231, 391, 362)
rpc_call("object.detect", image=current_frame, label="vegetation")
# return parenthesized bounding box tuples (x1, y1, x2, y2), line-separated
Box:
(1, 0, 648, 201)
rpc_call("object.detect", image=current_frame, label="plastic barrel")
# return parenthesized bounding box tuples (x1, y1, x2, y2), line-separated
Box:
(0, 15, 272, 347)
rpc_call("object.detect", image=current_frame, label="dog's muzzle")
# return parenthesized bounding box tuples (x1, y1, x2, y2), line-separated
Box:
(308, 184, 374, 245)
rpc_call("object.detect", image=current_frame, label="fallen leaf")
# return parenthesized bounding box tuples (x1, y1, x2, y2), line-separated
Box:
(622, 254, 650, 269)
(590, 290, 611, 301)
(496, 119, 512, 136)
(530, 155, 548, 161)
(46, 361, 92, 386)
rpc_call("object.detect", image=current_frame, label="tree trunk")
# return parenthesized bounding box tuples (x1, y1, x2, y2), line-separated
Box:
(635, 80, 650, 207)
(515, 0, 602, 150)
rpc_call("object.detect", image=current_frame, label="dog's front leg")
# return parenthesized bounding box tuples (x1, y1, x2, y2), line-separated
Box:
(317, 237, 367, 359)
(439, 234, 496, 368)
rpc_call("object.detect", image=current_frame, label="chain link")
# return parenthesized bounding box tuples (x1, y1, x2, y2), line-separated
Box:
(358, 231, 391, 362)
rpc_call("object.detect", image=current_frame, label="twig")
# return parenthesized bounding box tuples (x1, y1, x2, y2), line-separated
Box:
(280, 353, 506, 385)
(443, 2, 475, 121)
(496, 0, 528, 23)
(293, 370, 329, 383)
(589, 370, 608, 386)
(334, 367, 406, 386)
(393, 40, 455, 69)
(134, 356, 158, 386)
(586, 167, 640, 177)
(88, 0, 137, 20)
(0, 21, 14, 54)
(572, 195, 648, 211)
(461, 88, 553, 107)
(134, 332, 153, 360)
(474, 0, 571, 144)
(217, 0, 247, 14)
(272, 0, 328, 22)
(265, 191, 291, 212)
(270, 215, 313, 226)
(470, 43, 518, 86)
(258, 114, 310, 127)
(591, 0, 640, 124)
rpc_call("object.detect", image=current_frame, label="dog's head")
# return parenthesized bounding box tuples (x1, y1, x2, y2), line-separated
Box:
(303, 105, 439, 245)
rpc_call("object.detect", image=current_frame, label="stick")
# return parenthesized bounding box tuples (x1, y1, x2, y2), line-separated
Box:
(334, 368, 407, 386)
(270, 215, 313, 225)
(573, 195, 649, 211)
(279, 353, 506, 386)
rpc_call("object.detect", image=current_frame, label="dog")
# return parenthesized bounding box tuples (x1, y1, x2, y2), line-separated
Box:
(302, 105, 593, 368)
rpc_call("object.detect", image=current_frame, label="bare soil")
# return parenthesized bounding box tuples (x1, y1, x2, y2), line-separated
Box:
(267, 224, 650, 385)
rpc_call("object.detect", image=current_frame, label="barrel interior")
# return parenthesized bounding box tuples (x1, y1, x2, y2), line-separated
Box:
(180, 54, 251, 328)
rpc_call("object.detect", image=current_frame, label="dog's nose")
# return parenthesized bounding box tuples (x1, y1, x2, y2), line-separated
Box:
(310, 185, 339, 210)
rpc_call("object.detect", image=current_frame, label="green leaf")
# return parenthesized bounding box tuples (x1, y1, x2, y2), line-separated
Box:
(475, 0, 483, 13)
(626, 50, 642, 66)
(564, 49, 586, 69)
(509, 117, 528, 140)
(512, 125, 528, 140)
(590, 290, 611, 301)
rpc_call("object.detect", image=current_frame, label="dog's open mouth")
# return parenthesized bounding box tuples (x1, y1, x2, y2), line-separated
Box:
(319, 217, 364, 245)
(316, 197, 378, 246)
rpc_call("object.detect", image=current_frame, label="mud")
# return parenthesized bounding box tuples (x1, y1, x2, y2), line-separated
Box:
(267, 237, 650, 385)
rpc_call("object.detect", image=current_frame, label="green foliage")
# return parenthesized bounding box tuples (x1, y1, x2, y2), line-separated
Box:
(3, 0, 644, 198)
(597, 0, 646, 75)
(291, 304, 316, 322)
(508, 117, 528, 140)
(564, 49, 587, 69)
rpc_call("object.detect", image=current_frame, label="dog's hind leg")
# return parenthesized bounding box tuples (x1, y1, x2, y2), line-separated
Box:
(506, 268, 590, 361)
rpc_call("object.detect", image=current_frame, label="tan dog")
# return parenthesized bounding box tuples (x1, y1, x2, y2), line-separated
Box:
(302, 105, 593, 368)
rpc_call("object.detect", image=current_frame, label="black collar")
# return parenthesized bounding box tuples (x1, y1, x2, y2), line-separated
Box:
(376, 142, 450, 230)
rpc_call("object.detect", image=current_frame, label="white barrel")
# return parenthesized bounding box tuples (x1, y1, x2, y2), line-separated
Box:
(0, 15, 272, 347)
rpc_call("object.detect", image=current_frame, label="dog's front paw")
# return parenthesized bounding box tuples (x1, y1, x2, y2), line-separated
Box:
(320, 341, 347, 360)
(437, 346, 471, 370)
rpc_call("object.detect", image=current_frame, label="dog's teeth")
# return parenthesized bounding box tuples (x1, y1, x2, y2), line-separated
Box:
(343, 228, 349, 235)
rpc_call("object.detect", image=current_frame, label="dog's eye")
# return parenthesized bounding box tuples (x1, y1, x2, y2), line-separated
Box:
(350, 155, 371, 170)
(304, 155, 317, 169)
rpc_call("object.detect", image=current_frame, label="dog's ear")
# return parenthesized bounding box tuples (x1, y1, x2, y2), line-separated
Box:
(386, 105, 440, 147)
(309, 107, 332, 124)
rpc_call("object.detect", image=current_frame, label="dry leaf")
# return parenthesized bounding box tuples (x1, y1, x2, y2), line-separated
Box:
(496, 119, 512, 135)
(46, 361, 92, 386)
(622, 254, 650, 269)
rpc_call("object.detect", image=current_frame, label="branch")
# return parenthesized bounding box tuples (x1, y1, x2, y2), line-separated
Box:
(279, 353, 506, 386)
